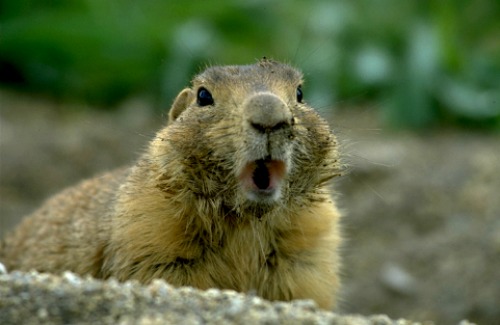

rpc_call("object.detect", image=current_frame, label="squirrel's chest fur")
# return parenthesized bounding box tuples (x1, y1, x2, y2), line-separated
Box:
(99, 163, 340, 306)
(106, 209, 339, 307)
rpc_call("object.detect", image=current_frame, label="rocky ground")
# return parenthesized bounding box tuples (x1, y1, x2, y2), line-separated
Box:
(1, 90, 499, 324)
(0, 267, 434, 325)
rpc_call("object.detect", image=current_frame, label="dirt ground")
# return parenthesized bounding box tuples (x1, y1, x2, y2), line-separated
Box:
(1, 90, 499, 324)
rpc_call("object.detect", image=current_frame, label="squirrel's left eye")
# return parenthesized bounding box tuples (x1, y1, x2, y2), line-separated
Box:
(296, 86, 303, 103)
(197, 87, 214, 106)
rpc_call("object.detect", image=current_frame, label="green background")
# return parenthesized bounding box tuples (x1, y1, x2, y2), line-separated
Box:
(1, 0, 499, 128)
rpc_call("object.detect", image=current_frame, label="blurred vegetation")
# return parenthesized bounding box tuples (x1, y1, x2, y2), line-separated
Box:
(1, 0, 499, 129)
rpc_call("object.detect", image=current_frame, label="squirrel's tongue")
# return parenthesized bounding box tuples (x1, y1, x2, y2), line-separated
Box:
(239, 159, 286, 192)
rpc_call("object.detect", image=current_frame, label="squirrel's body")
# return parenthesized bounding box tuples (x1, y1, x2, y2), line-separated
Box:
(1, 59, 343, 309)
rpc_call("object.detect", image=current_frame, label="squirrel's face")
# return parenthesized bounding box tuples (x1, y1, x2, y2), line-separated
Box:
(161, 60, 339, 212)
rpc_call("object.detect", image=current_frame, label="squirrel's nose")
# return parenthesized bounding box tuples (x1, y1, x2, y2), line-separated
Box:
(244, 93, 292, 134)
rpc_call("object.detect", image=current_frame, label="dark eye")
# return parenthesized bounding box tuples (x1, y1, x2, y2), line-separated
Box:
(197, 87, 214, 106)
(296, 86, 303, 103)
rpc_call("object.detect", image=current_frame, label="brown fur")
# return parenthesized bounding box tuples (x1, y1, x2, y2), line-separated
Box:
(0, 59, 343, 309)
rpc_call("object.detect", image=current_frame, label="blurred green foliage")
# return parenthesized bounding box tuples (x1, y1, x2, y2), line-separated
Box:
(1, 0, 499, 128)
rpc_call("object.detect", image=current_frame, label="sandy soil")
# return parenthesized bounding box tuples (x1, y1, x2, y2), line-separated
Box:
(1, 90, 499, 324)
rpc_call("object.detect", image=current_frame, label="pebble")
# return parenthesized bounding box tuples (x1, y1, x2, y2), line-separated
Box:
(0, 262, 7, 275)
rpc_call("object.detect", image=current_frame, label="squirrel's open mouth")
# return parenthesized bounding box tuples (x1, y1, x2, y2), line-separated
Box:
(239, 159, 286, 202)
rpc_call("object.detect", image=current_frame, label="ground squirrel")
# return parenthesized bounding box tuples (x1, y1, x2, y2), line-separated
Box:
(0, 59, 343, 309)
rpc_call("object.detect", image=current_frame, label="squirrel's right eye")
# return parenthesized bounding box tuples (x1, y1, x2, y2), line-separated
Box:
(197, 88, 214, 106)
(296, 85, 303, 103)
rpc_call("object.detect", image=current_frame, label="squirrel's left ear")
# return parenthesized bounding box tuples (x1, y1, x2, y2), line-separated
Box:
(168, 88, 194, 124)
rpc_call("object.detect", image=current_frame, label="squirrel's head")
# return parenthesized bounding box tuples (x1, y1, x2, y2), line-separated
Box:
(155, 59, 340, 215)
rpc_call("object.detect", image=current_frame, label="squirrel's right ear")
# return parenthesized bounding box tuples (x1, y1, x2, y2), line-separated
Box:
(168, 88, 194, 124)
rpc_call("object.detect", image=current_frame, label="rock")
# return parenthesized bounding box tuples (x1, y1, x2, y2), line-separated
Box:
(379, 262, 417, 296)
(0, 262, 7, 275)
(0, 270, 439, 325)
